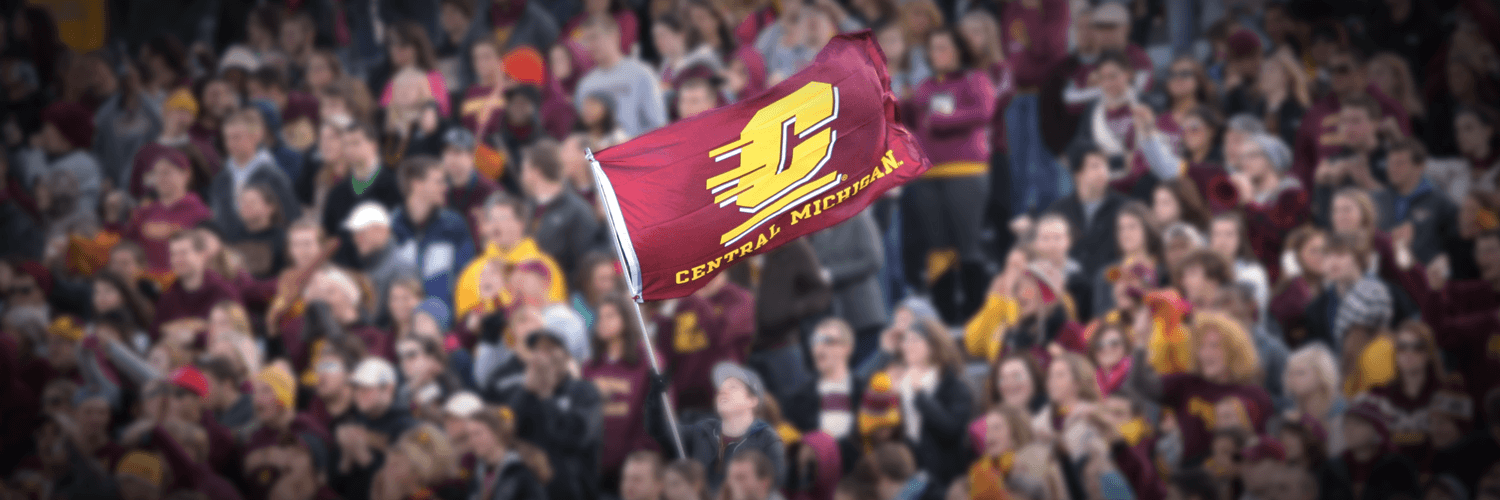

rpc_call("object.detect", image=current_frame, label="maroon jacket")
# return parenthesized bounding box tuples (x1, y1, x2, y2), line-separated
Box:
(153, 426, 244, 500)
(1290, 84, 1412, 186)
(904, 70, 998, 172)
(655, 283, 756, 412)
(1419, 278, 1500, 418)
(1367, 375, 1442, 467)
(1240, 181, 1310, 281)
(1001, 0, 1070, 89)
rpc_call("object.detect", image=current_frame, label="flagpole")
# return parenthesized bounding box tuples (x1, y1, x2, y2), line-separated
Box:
(585, 148, 687, 458)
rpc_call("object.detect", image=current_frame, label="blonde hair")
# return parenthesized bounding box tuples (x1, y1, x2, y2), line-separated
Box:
(898, 0, 942, 46)
(1190, 312, 1262, 385)
(1053, 351, 1102, 402)
(1285, 343, 1340, 397)
(395, 424, 459, 485)
(1332, 188, 1379, 234)
(308, 265, 363, 306)
(1368, 53, 1423, 117)
(960, 10, 1004, 68)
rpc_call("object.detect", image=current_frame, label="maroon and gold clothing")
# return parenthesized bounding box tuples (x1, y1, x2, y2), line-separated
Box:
(582, 355, 661, 480)
(1001, 0, 1069, 88)
(654, 283, 756, 412)
(152, 271, 241, 335)
(1290, 85, 1412, 186)
(1367, 376, 1441, 466)
(461, 86, 506, 140)
(1160, 373, 1272, 464)
(122, 193, 212, 274)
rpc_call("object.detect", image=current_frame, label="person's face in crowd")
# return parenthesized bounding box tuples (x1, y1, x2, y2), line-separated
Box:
(1014, 272, 1047, 314)
(1181, 115, 1212, 155)
(595, 301, 625, 345)
(93, 279, 123, 313)
(287, 226, 321, 269)
(484, 203, 524, 249)
(109, 249, 144, 282)
(1477, 235, 1500, 281)
(1338, 107, 1377, 150)
(663, 468, 698, 500)
(928, 32, 960, 74)
(1196, 329, 1229, 381)
(224, 122, 263, 161)
(1179, 263, 1214, 306)
(398, 339, 435, 384)
(409, 167, 448, 207)
(621, 459, 664, 500)
(237, 188, 275, 230)
(998, 358, 1035, 408)
(1094, 19, 1128, 49)
(1394, 329, 1429, 376)
(1209, 219, 1240, 261)
(1295, 233, 1326, 278)
(307, 55, 338, 93)
(1076, 153, 1111, 201)
(411, 311, 442, 339)
(677, 83, 717, 119)
(389, 38, 417, 69)
(208, 306, 237, 337)
(167, 385, 202, 421)
(726, 460, 770, 500)
(900, 330, 933, 367)
(315, 355, 348, 397)
(560, 135, 589, 183)
(588, 261, 618, 297)
(811, 326, 852, 377)
(1117, 212, 1148, 256)
(1153, 187, 1183, 227)
(1034, 218, 1072, 263)
(439, 3, 470, 38)
(584, 25, 619, 62)
(727, 61, 750, 96)
(1342, 415, 1379, 451)
(151, 159, 190, 200)
(1046, 358, 1081, 403)
(715, 377, 758, 417)
(168, 238, 204, 279)
(252, 378, 285, 424)
(654, 24, 686, 59)
(279, 19, 310, 55)
(877, 26, 907, 62)
(1327, 53, 1366, 99)
(355, 383, 395, 416)
(38, 122, 71, 154)
(353, 223, 392, 256)
(203, 80, 239, 118)
(1094, 328, 1128, 370)
(46, 334, 78, 371)
(342, 130, 376, 167)
(308, 275, 359, 319)
(1284, 358, 1320, 398)
(442, 147, 476, 184)
(511, 267, 551, 306)
(548, 44, 574, 83)
(387, 284, 420, 327)
(581, 96, 610, 130)
(1095, 60, 1130, 102)
(1456, 111, 1493, 158)
(1322, 248, 1360, 286)
(1167, 60, 1198, 100)
(1233, 140, 1272, 178)
(316, 121, 345, 164)
(505, 94, 537, 127)
(75, 397, 111, 436)
(1386, 149, 1423, 191)
(982, 410, 1014, 457)
(1258, 57, 1288, 96)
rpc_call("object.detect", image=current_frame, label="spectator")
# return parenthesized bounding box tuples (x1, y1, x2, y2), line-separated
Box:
(620, 450, 666, 500)
(343, 201, 419, 316)
(209, 108, 302, 243)
(153, 232, 242, 338)
(1374, 139, 1458, 265)
(807, 210, 888, 362)
(453, 193, 567, 317)
(390, 156, 475, 308)
(18, 102, 102, 216)
(584, 294, 661, 490)
(576, 16, 668, 137)
(324, 122, 406, 267)
(520, 138, 601, 276)
(724, 450, 784, 500)
(648, 361, 785, 490)
(123, 147, 212, 276)
(1292, 47, 1412, 187)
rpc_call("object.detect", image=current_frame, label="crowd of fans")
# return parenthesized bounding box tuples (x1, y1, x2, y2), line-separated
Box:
(3, 0, 1500, 499)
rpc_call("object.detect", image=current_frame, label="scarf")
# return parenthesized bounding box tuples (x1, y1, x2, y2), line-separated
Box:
(1089, 93, 1137, 157)
(1096, 356, 1132, 396)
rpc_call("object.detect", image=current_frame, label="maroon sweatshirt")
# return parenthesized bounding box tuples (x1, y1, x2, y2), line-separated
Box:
(153, 426, 244, 500)
(1241, 181, 1309, 281)
(152, 271, 242, 335)
(1419, 278, 1500, 418)
(123, 193, 213, 274)
(904, 70, 998, 176)
(655, 283, 756, 412)
(1002, 0, 1070, 89)
(1160, 373, 1273, 464)
(1367, 374, 1441, 466)
(582, 355, 661, 480)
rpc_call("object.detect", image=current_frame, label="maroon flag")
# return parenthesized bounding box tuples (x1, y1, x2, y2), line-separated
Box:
(589, 31, 931, 301)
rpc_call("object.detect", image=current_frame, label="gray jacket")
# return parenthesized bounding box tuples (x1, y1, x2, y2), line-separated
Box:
(806, 209, 889, 331)
(210, 150, 303, 241)
(19, 148, 102, 216)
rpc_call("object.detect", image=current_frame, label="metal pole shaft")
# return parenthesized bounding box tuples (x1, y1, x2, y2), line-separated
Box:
(626, 299, 687, 458)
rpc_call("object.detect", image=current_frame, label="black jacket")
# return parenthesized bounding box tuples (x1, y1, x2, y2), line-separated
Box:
(529, 188, 602, 276)
(1045, 191, 1127, 281)
(907, 370, 975, 488)
(505, 377, 603, 500)
(1373, 182, 1459, 264)
(645, 387, 787, 491)
(485, 453, 551, 500)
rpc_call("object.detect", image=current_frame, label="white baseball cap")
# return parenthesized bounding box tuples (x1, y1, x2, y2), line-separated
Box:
(349, 357, 397, 387)
(444, 391, 485, 419)
(344, 202, 392, 231)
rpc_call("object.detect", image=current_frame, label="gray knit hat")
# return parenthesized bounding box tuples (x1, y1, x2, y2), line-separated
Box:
(1334, 277, 1392, 344)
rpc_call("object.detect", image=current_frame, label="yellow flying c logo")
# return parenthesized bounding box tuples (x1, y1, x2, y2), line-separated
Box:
(707, 81, 843, 246)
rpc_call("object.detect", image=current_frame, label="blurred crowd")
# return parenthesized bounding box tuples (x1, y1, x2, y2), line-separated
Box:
(2, 0, 1500, 500)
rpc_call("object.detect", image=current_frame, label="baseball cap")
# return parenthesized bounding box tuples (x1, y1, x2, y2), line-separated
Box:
(1092, 3, 1129, 25)
(712, 362, 765, 398)
(525, 328, 569, 349)
(444, 391, 485, 419)
(350, 357, 397, 387)
(344, 202, 392, 231)
(443, 128, 476, 152)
